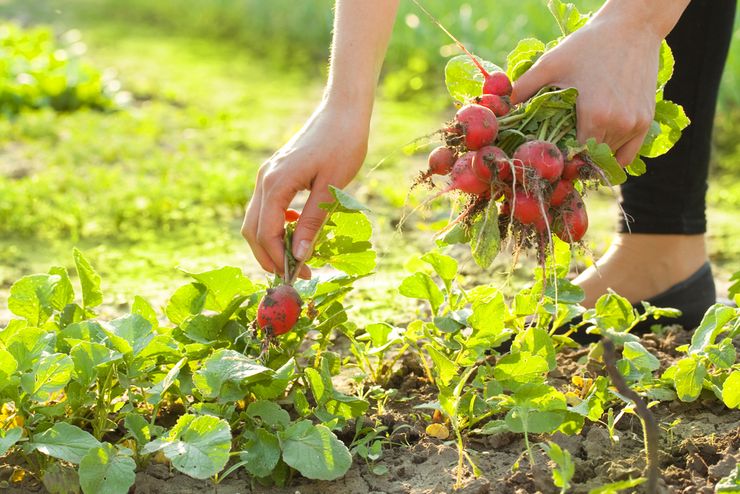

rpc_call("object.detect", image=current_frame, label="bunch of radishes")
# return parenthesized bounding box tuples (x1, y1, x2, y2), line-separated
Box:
(409, 10, 611, 265)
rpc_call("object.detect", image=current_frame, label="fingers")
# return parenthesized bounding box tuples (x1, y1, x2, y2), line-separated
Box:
(241, 183, 278, 274)
(255, 171, 299, 278)
(510, 56, 554, 105)
(291, 180, 333, 267)
(615, 135, 645, 167)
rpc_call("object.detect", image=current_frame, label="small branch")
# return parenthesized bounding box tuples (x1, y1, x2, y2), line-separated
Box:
(602, 338, 660, 494)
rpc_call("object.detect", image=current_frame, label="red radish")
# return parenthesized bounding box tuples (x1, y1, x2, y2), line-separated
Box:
(482, 71, 512, 97)
(512, 140, 564, 183)
(555, 195, 589, 243)
(562, 154, 588, 181)
(475, 94, 511, 117)
(511, 189, 542, 225)
(427, 146, 456, 176)
(499, 201, 511, 217)
(473, 145, 509, 182)
(549, 180, 574, 207)
(284, 209, 301, 223)
(257, 284, 303, 336)
(447, 151, 490, 195)
(454, 104, 498, 150)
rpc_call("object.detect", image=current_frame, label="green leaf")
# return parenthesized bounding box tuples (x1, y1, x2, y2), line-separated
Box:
(165, 283, 208, 325)
(21, 353, 74, 402)
(524, 87, 578, 121)
(505, 383, 567, 434)
(321, 186, 370, 213)
(622, 341, 660, 373)
(146, 357, 187, 405)
(101, 314, 154, 357)
(193, 349, 273, 401)
(716, 465, 740, 492)
(399, 272, 444, 314)
(512, 327, 556, 371)
(8, 274, 63, 326)
(240, 428, 281, 478)
(132, 295, 158, 327)
(494, 352, 549, 384)
(586, 138, 627, 186)
(722, 371, 740, 409)
(506, 38, 545, 82)
(656, 41, 675, 92)
(70, 341, 122, 388)
(542, 441, 574, 490)
(48, 266, 75, 313)
(30, 422, 101, 464)
(673, 357, 707, 402)
(466, 286, 510, 353)
(547, 0, 589, 36)
(444, 54, 502, 102)
(73, 248, 103, 309)
(124, 414, 151, 444)
(184, 267, 255, 312)
(425, 345, 458, 387)
(0, 348, 18, 390)
(142, 414, 231, 479)
(280, 420, 352, 481)
(0, 427, 23, 456)
(689, 304, 736, 354)
(588, 478, 646, 494)
(251, 358, 296, 401)
(309, 212, 376, 276)
(469, 199, 500, 269)
(592, 292, 635, 332)
(79, 443, 136, 494)
(5, 325, 55, 371)
(420, 251, 458, 284)
(639, 100, 689, 158)
(246, 400, 291, 429)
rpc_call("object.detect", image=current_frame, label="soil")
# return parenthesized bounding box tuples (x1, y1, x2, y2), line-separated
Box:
(4, 327, 739, 494)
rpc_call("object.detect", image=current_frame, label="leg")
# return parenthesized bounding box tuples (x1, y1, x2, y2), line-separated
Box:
(575, 0, 736, 318)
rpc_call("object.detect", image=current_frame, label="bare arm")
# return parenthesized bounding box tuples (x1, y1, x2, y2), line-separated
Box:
(242, 0, 399, 277)
(511, 0, 691, 165)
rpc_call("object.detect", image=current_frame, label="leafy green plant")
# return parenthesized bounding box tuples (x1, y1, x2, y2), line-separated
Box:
(0, 23, 121, 115)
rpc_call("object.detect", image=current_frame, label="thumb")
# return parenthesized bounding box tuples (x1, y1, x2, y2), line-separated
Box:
(291, 181, 332, 262)
(510, 59, 554, 105)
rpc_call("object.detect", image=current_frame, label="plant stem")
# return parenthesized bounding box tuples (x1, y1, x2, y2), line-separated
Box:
(602, 338, 660, 493)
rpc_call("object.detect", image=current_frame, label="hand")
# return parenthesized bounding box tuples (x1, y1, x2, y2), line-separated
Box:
(242, 102, 369, 279)
(511, 9, 662, 166)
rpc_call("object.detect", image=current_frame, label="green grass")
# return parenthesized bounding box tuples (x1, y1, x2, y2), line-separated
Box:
(0, 2, 738, 322)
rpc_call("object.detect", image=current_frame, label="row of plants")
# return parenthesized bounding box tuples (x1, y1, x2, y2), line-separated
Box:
(1, 186, 739, 492)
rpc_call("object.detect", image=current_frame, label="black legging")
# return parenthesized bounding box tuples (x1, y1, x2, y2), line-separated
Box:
(619, 0, 737, 234)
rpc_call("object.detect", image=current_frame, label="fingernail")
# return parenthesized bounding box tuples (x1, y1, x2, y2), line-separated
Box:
(294, 240, 311, 261)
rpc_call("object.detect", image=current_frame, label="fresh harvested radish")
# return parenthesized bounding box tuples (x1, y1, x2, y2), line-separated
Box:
(426, 146, 456, 176)
(554, 195, 588, 243)
(482, 71, 512, 97)
(475, 94, 511, 117)
(512, 140, 564, 183)
(284, 209, 301, 223)
(257, 284, 303, 336)
(562, 154, 588, 181)
(473, 145, 510, 183)
(447, 151, 491, 195)
(452, 104, 498, 150)
(549, 180, 574, 207)
(510, 189, 543, 225)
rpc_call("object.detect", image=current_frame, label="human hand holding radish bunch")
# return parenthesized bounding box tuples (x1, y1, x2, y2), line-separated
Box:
(412, 0, 689, 267)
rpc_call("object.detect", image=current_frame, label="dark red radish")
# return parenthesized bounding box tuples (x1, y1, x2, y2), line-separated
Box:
(554, 195, 588, 243)
(427, 146, 456, 176)
(511, 189, 542, 225)
(512, 140, 564, 183)
(257, 284, 303, 336)
(482, 71, 512, 97)
(473, 145, 509, 183)
(475, 94, 511, 117)
(562, 154, 588, 181)
(447, 151, 490, 195)
(549, 180, 574, 207)
(454, 104, 498, 150)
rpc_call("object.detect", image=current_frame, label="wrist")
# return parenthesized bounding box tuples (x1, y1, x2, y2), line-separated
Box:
(322, 81, 376, 119)
(597, 0, 690, 40)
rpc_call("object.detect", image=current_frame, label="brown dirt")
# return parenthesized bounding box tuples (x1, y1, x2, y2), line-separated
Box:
(4, 327, 739, 494)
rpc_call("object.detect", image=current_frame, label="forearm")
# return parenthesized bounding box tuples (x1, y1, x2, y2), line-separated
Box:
(597, 0, 691, 39)
(324, 0, 400, 119)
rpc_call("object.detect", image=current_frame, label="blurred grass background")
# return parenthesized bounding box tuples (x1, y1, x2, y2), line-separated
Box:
(0, 0, 738, 317)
